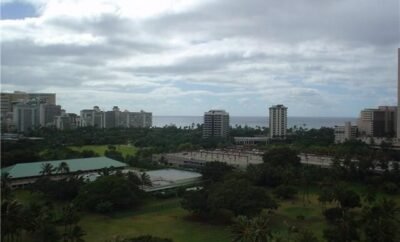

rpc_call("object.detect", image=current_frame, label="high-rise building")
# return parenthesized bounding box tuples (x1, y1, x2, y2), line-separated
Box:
(1, 91, 56, 131)
(397, 48, 400, 140)
(1, 91, 56, 115)
(13, 102, 40, 132)
(202, 110, 230, 138)
(39, 103, 62, 127)
(80, 106, 105, 128)
(126, 110, 152, 128)
(269, 104, 288, 139)
(357, 106, 397, 137)
(80, 106, 152, 128)
(105, 106, 121, 128)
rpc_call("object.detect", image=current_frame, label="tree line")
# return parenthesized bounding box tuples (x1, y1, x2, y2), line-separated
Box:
(181, 147, 400, 242)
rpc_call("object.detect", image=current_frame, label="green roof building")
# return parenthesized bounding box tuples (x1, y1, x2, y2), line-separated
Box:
(2, 157, 127, 188)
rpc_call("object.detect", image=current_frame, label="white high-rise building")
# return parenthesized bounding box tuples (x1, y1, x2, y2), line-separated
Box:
(126, 110, 152, 128)
(203, 110, 230, 138)
(269, 104, 287, 139)
(80, 106, 105, 128)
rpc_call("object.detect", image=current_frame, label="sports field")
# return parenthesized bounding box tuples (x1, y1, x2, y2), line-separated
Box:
(69, 144, 137, 157)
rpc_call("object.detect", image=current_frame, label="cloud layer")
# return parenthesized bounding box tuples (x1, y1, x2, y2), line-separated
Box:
(1, 0, 399, 116)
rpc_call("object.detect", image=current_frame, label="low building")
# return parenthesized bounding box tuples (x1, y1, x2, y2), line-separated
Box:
(154, 150, 264, 169)
(1, 157, 127, 188)
(234, 136, 269, 145)
(334, 122, 358, 143)
(141, 169, 202, 192)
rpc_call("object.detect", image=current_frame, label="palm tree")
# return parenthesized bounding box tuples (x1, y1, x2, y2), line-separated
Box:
(40, 163, 55, 176)
(61, 204, 79, 242)
(1, 200, 23, 242)
(140, 172, 152, 189)
(68, 225, 85, 242)
(57, 162, 70, 174)
(231, 211, 273, 242)
(363, 199, 400, 242)
(1, 172, 12, 200)
(231, 216, 253, 242)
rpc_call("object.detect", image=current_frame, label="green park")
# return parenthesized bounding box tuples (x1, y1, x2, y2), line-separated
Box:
(2, 126, 400, 242)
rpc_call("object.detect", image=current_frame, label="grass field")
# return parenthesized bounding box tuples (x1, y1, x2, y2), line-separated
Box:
(79, 195, 332, 241)
(69, 144, 137, 157)
(14, 190, 327, 242)
(14, 186, 400, 242)
(272, 193, 328, 239)
(80, 198, 231, 242)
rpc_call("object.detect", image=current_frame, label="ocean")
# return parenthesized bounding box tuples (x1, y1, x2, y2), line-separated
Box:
(153, 116, 358, 129)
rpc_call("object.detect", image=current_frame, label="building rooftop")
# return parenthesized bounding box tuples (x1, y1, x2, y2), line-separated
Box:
(2, 157, 127, 179)
(146, 169, 202, 181)
(143, 169, 202, 192)
(205, 110, 229, 115)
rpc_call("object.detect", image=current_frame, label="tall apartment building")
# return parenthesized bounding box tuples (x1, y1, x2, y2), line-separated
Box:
(357, 106, 397, 137)
(126, 110, 152, 128)
(269, 104, 288, 139)
(202, 110, 230, 138)
(105, 106, 121, 128)
(80, 107, 152, 128)
(80, 106, 105, 128)
(55, 112, 79, 130)
(1, 91, 56, 131)
(334, 122, 358, 143)
(39, 103, 62, 127)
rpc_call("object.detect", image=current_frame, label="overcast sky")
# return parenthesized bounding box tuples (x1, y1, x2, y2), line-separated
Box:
(1, 0, 399, 116)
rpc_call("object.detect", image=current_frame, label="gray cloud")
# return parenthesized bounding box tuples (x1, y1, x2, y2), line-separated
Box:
(1, 0, 398, 115)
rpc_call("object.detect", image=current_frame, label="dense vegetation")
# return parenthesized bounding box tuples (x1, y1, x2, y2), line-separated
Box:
(2, 126, 400, 241)
(181, 147, 400, 242)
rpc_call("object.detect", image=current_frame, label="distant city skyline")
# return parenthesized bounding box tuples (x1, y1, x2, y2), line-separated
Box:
(1, 0, 398, 116)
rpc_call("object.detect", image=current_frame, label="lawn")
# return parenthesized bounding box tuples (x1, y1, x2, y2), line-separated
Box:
(272, 193, 328, 239)
(76, 194, 331, 241)
(69, 144, 137, 157)
(80, 198, 231, 242)
(14, 192, 231, 242)
(14, 186, 400, 242)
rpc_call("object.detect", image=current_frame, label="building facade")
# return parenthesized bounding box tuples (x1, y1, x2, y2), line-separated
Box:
(1, 91, 56, 131)
(105, 106, 121, 128)
(13, 102, 40, 132)
(80, 106, 105, 128)
(202, 110, 230, 138)
(334, 122, 358, 143)
(55, 112, 79, 130)
(357, 106, 397, 138)
(269, 104, 288, 139)
(1, 91, 56, 115)
(126, 110, 152, 128)
(39, 103, 62, 127)
(80, 107, 152, 128)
